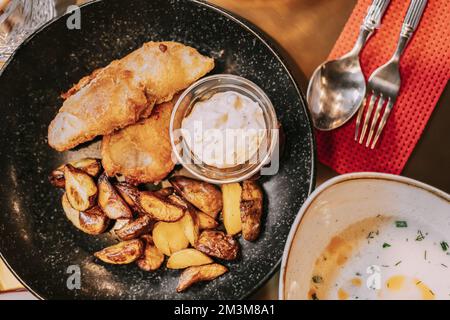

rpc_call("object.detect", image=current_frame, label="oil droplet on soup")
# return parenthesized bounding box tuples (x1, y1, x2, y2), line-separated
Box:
(338, 288, 349, 300)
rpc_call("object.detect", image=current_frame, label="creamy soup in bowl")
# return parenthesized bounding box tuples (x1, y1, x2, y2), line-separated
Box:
(279, 173, 450, 300)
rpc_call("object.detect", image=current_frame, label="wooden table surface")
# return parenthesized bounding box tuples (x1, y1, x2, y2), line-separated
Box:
(1, 0, 449, 299)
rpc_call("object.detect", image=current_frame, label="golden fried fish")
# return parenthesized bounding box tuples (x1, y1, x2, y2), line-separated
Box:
(101, 97, 177, 184)
(48, 41, 214, 151)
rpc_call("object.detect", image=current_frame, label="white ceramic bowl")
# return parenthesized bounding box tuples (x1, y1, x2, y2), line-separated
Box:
(279, 173, 450, 300)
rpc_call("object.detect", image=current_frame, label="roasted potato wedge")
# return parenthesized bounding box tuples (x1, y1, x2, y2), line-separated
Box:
(154, 187, 175, 198)
(94, 239, 144, 264)
(167, 194, 217, 231)
(221, 183, 243, 236)
(64, 164, 98, 211)
(111, 218, 131, 231)
(176, 263, 228, 292)
(164, 194, 199, 246)
(196, 230, 239, 261)
(136, 235, 164, 271)
(240, 181, 264, 241)
(166, 193, 189, 208)
(197, 211, 219, 230)
(70, 158, 102, 177)
(79, 206, 109, 235)
(241, 180, 264, 201)
(180, 211, 200, 247)
(167, 248, 213, 269)
(169, 176, 222, 218)
(138, 192, 185, 222)
(62, 193, 83, 230)
(98, 173, 133, 219)
(49, 166, 66, 188)
(115, 214, 154, 240)
(49, 158, 102, 188)
(114, 182, 143, 213)
(152, 221, 189, 256)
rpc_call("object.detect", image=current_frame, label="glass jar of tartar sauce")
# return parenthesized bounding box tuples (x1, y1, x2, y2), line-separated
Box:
(170, 74, 278, 184)
(181, 91, 267, 169)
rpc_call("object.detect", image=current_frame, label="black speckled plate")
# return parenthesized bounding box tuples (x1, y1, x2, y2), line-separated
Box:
(0, 0, 315, 299)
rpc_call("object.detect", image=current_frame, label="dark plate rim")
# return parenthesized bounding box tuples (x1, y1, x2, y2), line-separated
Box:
(0, 0, 316, 300)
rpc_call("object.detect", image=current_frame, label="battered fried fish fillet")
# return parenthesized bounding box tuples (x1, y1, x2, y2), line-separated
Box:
(101, 97, 176, 184)
(48, 41, 214, 152)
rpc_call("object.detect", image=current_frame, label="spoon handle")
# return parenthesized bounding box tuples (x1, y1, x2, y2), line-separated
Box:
(363, 0, 391, 32)
(345, 0, 390, 57)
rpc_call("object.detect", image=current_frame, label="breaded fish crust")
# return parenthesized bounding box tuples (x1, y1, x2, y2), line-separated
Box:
(101, 97, 177, 184)
(48, 41, 214, 151)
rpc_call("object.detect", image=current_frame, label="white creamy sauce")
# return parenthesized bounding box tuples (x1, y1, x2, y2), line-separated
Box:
(181, 91, 266, 168)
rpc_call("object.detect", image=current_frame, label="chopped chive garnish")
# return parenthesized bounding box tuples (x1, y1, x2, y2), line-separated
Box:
(312, 276, 323, 284)
(424, 250, 427, 260)
(382, 243, 391, 248)
(442, 264, 448, 268)
(415, 230, 425, 241)
(441, 241, 449, 252)
(395, 221, 408, 228)
(394, 261, 402, 266)
(367, 231, 375, 239)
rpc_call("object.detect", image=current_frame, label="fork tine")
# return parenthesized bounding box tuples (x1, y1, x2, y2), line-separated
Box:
(354, 96, 367, 141)
(365, 95, 385, 147)
(370, 99, 394, 149)
(358, 92, 377, 144)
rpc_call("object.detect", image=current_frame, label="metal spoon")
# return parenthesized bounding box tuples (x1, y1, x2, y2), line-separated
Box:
(307, 0, 390, 131)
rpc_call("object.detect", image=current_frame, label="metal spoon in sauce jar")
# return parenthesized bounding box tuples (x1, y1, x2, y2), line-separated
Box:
(307, 0, 390, 131)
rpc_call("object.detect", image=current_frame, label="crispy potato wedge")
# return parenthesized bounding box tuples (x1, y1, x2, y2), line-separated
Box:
(152, 221, 189, 256)
(167, 193, 217, 230)
(114, 182, 143, 213)
(169, 176, 222, 218)
(136, 235, 164, 271)
(79, 206, 110, 235)
(167, 248, 213, 269)
(240, 201, 263, 241)
(49, 158, 102, 188)
(164, 194, 199, 246)
(154, 187, 175, 198)
(138, 192, 185, 222)
(115, 214, 154, 240)
(111, 218, 131, 231)
(240, 181, 264, 241)
(176, 263, 228, 292)
(180, 211, 200, 247)
(70, 158, 102, 177)
(221, 183, 243, 236)
(166, 193, 188, 208)
(64, 164, 98, 211)
(62, 193, 83, 230)
(196, 230, 239, 261)
(98, 173, 133, 219)
(197, 211, 219, 230)
(241, 180, 264, 201)
(94, 239, 144, 264)
(49, 167, 66, 188)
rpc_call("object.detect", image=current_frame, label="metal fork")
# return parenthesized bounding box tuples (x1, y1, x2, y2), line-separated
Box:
(355, 0, 427, 149)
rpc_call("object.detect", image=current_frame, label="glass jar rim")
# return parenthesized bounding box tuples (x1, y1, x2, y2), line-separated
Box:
(169, 74, 279, 184)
